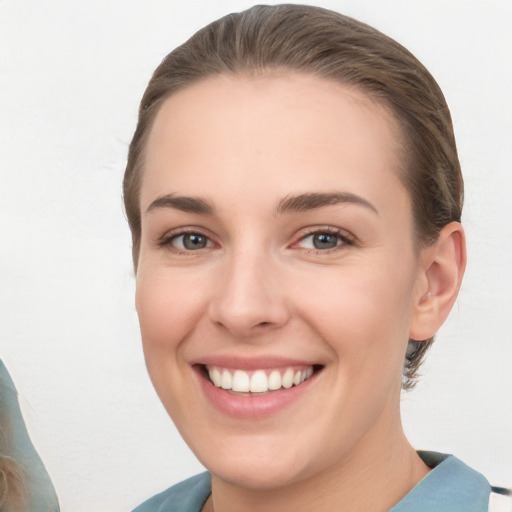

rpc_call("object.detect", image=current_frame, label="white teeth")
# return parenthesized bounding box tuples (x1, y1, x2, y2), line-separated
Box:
(268, 370, 282, 390)
(250, 370, 268, 392)
(207, 365, 316, 393)
(221, 369, 232, 389)
(232, 370, 250, 392)
(210, 367, 222, 387)
(282, 368, 294, 389)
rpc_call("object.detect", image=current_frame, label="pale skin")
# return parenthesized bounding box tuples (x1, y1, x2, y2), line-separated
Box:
(135, 73, 466, 512)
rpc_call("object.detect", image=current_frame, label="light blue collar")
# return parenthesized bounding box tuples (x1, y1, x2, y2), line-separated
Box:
(133, 451, 491, 512)
(390, 451, 491, 512)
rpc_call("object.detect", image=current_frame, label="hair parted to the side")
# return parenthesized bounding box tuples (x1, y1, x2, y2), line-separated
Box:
(123, 4, 463, 390)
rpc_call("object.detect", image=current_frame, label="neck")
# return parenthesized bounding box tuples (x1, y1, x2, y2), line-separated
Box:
(207, 419, 429, 512)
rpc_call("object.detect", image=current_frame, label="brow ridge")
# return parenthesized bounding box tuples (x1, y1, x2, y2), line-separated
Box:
(146, 194, 215, 215)
(275, 192, 378, 215)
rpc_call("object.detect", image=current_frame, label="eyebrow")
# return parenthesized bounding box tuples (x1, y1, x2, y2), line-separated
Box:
(146, 194, 215, 215)
(145, 191, 377, 217)
(275, 192, 378, 215)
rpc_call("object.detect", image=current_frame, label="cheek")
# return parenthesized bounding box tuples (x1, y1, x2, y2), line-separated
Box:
(295, 261, 415, 370)
(135, 270, 205, 354)
(134, 270, 206, 419)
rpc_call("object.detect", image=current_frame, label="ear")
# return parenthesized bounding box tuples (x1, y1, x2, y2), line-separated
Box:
(409, 222, 466, 341)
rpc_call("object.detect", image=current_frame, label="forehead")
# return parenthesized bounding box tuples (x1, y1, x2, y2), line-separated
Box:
(141, 73, 407, 213)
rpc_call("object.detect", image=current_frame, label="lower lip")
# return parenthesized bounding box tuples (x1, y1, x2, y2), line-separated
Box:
(196, 367, 319, 420)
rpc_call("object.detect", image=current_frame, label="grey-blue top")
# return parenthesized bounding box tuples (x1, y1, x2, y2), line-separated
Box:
(0, 360, 60, 512)
(133, 451, 491, 512)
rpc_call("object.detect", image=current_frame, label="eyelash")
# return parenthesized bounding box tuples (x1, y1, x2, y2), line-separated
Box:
(157, 226, 355, 254)
(157, 228, 216, 254)
(294, 226, 355, 253)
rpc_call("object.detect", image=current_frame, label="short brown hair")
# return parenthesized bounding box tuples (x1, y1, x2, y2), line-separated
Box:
(123, 4, 463, 389)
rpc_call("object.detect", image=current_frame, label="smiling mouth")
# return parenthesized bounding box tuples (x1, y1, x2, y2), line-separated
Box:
(202, 365, 323, 394)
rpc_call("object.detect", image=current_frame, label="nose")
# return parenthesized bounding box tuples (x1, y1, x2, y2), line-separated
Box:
(208, 247, 290, 339)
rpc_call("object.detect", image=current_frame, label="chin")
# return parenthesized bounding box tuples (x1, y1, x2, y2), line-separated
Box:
(208, 456, 309, 491)
(191, 430, 331, 492)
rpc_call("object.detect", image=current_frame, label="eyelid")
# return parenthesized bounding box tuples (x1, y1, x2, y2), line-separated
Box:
(155, 225, 355, 254)
(292, 226, 355, 251)
(157, 226, 217, 252)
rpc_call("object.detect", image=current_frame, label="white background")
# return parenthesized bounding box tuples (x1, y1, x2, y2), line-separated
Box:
(1, 1, 511, 510)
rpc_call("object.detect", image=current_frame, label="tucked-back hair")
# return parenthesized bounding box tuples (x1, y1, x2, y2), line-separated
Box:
(123, 4, 463, 389)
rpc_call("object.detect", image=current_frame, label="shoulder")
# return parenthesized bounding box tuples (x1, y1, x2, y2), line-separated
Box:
(390, 451, 491, 512)
(132, 472, 211, 512)
(0, 360, 61, 512)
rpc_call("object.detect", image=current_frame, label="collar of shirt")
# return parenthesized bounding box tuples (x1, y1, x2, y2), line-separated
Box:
(389, 451, 491, 512)
(133, 451, 491, 512)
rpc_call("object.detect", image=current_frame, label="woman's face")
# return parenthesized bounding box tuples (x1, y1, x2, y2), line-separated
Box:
(136, 74, 427, 489)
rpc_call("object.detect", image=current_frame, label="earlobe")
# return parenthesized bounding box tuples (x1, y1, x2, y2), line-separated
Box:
(410, 222, 466, 341)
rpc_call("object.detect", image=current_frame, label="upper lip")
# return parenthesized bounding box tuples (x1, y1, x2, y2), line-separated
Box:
(191, 355, 322, 371)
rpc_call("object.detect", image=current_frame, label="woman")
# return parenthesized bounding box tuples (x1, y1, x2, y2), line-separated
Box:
(124, 5, 491, 511)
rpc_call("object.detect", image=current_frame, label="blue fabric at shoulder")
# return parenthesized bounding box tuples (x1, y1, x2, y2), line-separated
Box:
(132, 472, 211, 512)
(390, 451, 491, 512)
(0, 360, 60, 512)
(132, 452, 491, 512)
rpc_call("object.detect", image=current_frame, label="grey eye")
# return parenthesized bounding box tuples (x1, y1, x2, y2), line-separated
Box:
(311, 233, 339, 249)
(180, 233, 209, 250)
